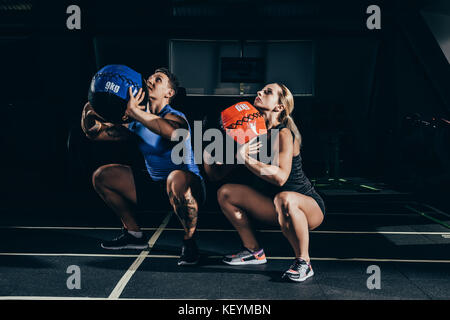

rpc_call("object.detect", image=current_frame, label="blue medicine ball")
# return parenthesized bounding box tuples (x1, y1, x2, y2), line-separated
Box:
(88, 64, 148, 123)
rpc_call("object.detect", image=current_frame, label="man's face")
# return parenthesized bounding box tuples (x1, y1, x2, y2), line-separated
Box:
(146, 72, 173, 102)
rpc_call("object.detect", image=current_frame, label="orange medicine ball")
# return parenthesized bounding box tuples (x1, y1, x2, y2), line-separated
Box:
(220, 101, 267, 145)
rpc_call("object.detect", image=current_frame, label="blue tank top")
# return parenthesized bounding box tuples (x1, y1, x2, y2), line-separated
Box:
(127, 105, 202, 181)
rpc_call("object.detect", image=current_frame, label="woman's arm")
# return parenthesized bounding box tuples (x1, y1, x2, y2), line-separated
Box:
(238, 128, 294, 187)
(81, 102, 131, 141)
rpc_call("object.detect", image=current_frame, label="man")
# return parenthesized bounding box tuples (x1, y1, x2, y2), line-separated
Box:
(81, 67, 204, 266)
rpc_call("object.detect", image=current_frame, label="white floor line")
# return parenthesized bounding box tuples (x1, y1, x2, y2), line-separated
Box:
(325, 213, 418, 216)
(311, 230, 450, 235)
(1, 252, 450, 264)
(107, 212, 172, 300)
(209, 256, 450, 264)
(1, 225, 449, 235)
(0, 296, 208, 301)
(306, 257, 450, 264)
(0, 296, 108, 300)
(0, 253, 180, 258)
(0, 226, 121, 230)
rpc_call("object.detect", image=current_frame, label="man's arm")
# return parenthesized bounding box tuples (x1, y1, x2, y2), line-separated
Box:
(127, 108, 188, 140)
(81, 102, 131, 141)
(124, 87, 188, 140)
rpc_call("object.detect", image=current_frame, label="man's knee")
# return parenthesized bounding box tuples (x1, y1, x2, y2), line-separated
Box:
(167, 170, 193, 201)
(92, 165, 109, 190)
(92, 164, 127, 191)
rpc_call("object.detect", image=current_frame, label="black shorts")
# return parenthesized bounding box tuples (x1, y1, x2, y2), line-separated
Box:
(304, 189, 326, 216)
(250, 178, 326, 216)
(131, 168, 206, 211)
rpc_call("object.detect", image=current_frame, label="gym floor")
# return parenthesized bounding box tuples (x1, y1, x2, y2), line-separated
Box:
(1, 179, 449, 300)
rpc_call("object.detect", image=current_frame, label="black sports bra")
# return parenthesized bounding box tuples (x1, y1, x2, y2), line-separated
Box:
(268, 123, 314, 194)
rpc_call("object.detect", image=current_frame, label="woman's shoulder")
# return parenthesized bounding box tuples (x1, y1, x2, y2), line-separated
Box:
(278, 126, 294, 141)
(278, 126, 300, 155)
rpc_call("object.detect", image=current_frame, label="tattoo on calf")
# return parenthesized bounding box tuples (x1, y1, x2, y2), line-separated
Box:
(171, 193, 198, 232)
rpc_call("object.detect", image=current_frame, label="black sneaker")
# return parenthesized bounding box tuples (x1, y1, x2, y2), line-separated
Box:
(282, 258, 314, 282)
(177, 238, 199, 266)
(101, 228, 149, 250)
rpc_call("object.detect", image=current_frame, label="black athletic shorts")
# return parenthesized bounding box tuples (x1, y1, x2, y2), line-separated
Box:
(250, 177, 326, 216)
(131, 168, 206, 211)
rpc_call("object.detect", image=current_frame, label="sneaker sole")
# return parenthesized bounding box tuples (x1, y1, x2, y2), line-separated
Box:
(223, 259, 267, 266)
(285, 270, 314, 282)
(177, 260, 199, 266)
(101, 244, 149, 250)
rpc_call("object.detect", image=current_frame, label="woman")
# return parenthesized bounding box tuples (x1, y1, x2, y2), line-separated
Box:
(204, 83, 325, 282)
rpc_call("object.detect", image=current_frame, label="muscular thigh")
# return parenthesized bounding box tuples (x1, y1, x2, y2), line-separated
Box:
(94, 164, 137, 203)
(166, 170, 205, 204)
(275, 191, 324, 230)
(222, 184, 278, 225)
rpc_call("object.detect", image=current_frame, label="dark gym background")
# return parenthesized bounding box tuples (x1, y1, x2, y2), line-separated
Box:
(0, 0, 449, 216)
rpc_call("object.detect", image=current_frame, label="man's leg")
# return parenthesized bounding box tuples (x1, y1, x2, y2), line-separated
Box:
(166, 170, 204, 265)
(166, 170, 203, 240)
(92, 164, 147, 249)
(92, 164, 140, 230)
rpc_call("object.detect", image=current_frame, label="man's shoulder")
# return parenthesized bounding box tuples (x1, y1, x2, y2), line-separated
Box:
(162, 106, 189, 129)
(162, 105, 186, 118)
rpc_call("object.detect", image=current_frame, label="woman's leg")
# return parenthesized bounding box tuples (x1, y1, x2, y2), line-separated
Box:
(275, 208, 301, 258)
(274, 191, 324, 262)
(217, 183, 278, 251)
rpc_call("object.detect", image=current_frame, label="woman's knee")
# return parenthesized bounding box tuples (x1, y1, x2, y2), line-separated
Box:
(275, 192, 324, 230)
(217, 185, 243, 218)
(274, 192, 297, 214)
(217, 184, 235, 206)
(273, 193, 288, 226)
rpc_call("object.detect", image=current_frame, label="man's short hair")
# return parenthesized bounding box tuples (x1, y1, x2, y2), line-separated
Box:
(154, 67, 179, 103)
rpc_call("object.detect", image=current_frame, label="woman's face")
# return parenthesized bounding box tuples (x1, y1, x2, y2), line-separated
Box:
(254, 83, 281, 112)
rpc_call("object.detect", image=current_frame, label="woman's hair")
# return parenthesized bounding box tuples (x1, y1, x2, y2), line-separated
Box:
(276, 83, 302, 145)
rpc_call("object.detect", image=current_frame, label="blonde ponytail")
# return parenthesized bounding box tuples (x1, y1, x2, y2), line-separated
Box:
(276, 83, 302, 146)
(286, 115, 301, 145)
